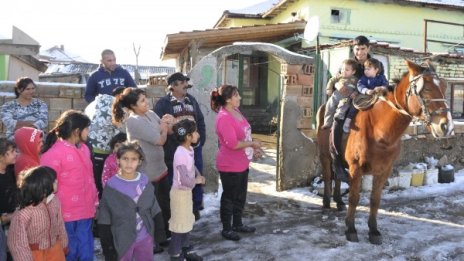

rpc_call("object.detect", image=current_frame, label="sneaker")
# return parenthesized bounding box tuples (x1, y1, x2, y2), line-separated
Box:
(232, 225, 256, 233)
(221, 230, 241, 241)
(343, 119, 352, 133)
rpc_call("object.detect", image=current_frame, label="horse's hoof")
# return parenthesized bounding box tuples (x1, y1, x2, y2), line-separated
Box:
(345, 231, 359, 242)
(336, 203, 346, 211)
(368, 233, 382, 245)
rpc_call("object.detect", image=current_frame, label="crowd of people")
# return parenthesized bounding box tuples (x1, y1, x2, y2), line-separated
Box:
(0, 35, 385, 260)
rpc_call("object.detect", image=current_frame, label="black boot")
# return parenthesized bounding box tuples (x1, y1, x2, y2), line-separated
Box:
(182, 246, 203, 261)
(232, 225, 256, 233)
(221, 230, 241, 241)
(331, 119, 349, 183)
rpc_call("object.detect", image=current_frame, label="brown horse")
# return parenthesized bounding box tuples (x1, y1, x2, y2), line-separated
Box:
(316, 60, 454, 244)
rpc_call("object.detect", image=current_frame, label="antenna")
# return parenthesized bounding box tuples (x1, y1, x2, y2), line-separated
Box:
(303, 16, 320, 43)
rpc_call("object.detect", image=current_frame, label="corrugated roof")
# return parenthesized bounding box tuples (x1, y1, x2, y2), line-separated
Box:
(42, 63, 175, 79)
(39, 46, 88, 63)
(162, 21, 306, 60)
(228, 0, 280, 15)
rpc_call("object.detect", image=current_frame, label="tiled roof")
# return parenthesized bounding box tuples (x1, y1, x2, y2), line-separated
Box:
(39, 46, 88, 63)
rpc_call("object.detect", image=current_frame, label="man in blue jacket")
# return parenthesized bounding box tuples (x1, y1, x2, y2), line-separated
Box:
(85, 49, 136, 102)
(154, 72, 206, 239)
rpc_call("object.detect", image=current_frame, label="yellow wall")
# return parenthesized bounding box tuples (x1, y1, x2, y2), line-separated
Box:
(222, 18, 268, 28)
(225, 0, 464, 53)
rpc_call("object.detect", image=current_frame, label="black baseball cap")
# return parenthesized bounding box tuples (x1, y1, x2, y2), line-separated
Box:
(167, 72, 190, 86)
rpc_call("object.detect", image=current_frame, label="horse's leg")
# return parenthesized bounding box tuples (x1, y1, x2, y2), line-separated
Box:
(345, 171, 362, 242)
(322, 157, 333, 209)
(333, 178, 345, 211)
(367, 172, 389, 245)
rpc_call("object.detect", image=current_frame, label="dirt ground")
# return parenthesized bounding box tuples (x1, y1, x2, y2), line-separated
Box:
(95, 136, 464, 260)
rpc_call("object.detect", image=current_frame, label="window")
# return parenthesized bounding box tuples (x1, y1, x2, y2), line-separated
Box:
(330, 8, 350, 24)
(445, 82, 464, 119)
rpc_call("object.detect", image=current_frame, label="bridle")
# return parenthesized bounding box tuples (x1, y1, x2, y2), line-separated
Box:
(389, 68, 449, 125)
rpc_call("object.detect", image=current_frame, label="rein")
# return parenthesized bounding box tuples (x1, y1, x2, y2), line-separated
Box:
(391, 70, 448, 125)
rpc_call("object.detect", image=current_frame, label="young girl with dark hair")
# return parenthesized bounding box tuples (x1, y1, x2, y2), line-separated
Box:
(101, 132, 127, 188)
(40, 109, 97, 261)
(112, 87, 172, 251)
(8, 166, 68, 261)
(98, 141, 161, 261)
(0, 138, 17, 260)
(168, 119, 204, 261)
(210, 85, 263, 241)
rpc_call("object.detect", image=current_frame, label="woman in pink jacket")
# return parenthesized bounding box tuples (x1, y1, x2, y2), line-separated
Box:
(40, 110, 97, 261)
(210, 85, 263, 241)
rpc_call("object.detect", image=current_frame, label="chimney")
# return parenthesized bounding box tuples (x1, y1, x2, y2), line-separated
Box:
(60, 44, 64, 50)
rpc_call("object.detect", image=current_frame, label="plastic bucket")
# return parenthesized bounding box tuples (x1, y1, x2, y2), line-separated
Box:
(439, 167, 455, 183)
(424, 168, 438, 185)
(398, 170, 412, 189)
(410, 169, 424, 187)
(362, 175, 373, 192)
(386, 176, 400, 190)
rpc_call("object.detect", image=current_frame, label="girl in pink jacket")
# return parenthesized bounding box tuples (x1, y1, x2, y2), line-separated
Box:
(40, 110, 97, 261)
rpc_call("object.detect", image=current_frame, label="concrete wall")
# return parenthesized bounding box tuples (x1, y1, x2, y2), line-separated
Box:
(187, 43, 314, 192)
(8, 56, 41, 81)
(0, 80, 168, 135)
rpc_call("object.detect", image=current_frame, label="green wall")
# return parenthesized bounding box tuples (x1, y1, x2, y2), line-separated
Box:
(0, 55, 7, 80)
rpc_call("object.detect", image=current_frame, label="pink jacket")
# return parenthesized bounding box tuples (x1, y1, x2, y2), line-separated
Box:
(101, 152, 118, 188)
(215, 107, 253, 172)
(40, 140, 98, 222)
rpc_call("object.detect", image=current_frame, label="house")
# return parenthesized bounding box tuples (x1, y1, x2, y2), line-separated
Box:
(0, 26, 47, 81)
(160, 0, 464, 191)
(162, 0, 463, 129)
(39, 46, 175, 84)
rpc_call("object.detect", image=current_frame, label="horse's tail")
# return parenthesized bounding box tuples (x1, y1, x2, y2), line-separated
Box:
(316, 103, 326, 134)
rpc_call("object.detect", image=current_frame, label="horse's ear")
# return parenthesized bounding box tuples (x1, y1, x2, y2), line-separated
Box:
(405, 60, 422, 76)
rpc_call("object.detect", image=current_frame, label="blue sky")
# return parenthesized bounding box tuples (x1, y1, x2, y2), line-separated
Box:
(0, 0, 266, 66)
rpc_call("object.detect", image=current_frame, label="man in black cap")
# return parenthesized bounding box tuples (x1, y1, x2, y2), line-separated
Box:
(153, 72, 206, 242)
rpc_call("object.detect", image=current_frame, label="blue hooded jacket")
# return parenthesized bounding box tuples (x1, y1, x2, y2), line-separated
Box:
(85, 65, 137, 102)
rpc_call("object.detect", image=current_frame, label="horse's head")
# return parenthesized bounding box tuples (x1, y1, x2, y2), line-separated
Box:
(400, 60, 454, 138)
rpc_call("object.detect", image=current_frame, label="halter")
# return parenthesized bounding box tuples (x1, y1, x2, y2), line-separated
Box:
(391, 68, 449, 125)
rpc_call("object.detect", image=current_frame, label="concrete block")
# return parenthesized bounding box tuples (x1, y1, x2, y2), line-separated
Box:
(302, 107, 313, 118)
(403, 125, 417, 135)
(296, 118, 312, 129)
(144, 86, 167, 98)
(296, 74, 314, 86)
(72, 98, 88, 111)
(302, 85, 313, 97)
(302, 64, 314, 75)
(0, 83, 14, 93)
(49, 98, 72, 110)
(48, 121, 56, 132)
(37, 85, 60, 98)
(59, 87, 82, 98)
(284, 85, 302, 96)
(297, 97, 312, 107)
(453, 123, 464, 133)
(48, 110, 62, 122)
(284, 74, 298, 85)
(281, 64, 302, 75)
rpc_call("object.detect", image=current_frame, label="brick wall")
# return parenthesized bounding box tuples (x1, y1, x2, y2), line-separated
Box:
(281, 63, 315, 130)
(388, 55, 464, 80)
(0, 78, 168, 136)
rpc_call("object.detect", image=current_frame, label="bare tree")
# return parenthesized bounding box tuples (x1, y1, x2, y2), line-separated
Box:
(133, 43, 141, 84)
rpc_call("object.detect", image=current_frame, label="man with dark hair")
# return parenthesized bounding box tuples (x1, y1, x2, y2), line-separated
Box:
(84, 49, 136, 102)
(352, 35, 372, 78)
(153, 72, 206, 241)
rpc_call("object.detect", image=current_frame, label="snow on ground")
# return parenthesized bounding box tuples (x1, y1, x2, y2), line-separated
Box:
(96, 148, 464, 260)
